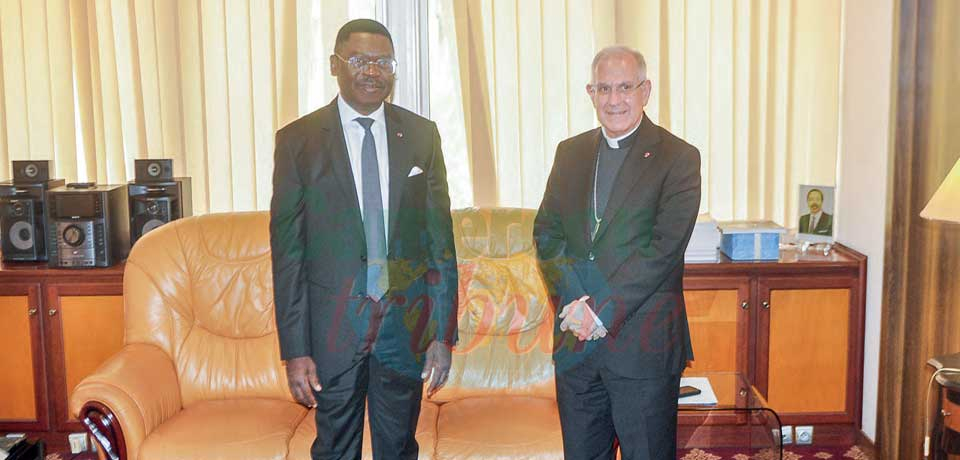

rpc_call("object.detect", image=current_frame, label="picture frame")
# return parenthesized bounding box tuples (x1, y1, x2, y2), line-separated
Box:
(797, 184, 835, 243)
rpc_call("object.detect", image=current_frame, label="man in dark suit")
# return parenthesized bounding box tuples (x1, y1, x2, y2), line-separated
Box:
(534, 46, 701, 460)
(798, 188, 833, 235)
(269, 19, 458, 460)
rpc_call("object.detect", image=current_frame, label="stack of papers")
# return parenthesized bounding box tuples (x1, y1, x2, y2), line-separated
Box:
(685, 213, 720, 263)
(678, 377, 719, 406)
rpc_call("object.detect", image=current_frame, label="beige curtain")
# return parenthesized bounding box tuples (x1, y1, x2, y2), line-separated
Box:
(1, 0, 846, 221)
(451, 0, 843, 225)
(0, 0, 299, 213)
(451, 0, 598, 208)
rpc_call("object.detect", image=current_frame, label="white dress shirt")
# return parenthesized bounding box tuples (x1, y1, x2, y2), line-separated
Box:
(338, 96, 390, 240)
(809, 210, 823, 232)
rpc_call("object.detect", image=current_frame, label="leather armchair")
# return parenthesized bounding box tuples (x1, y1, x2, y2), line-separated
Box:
(71, 208, 562, 460)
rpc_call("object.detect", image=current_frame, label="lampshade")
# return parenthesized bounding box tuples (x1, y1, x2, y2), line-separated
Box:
(921, 157, 960, 223)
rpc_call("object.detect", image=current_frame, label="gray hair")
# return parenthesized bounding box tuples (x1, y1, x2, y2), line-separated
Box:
(591, 46, 647, 82)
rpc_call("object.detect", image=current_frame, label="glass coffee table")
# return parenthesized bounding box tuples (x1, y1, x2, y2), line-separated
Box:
(677, 372, 783, 459)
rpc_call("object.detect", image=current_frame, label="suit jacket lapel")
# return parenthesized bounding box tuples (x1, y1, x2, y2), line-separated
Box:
(385, 104, 412, 250)
(577, 129, 603, 246)
(592, 114, 662, 243)
(319, 100, 364, 228)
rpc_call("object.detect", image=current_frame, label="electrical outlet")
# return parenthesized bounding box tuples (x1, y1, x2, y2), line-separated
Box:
(795, 426, 814, 445)
(781, 425, 794, 445)
(68, 432, 88, 454)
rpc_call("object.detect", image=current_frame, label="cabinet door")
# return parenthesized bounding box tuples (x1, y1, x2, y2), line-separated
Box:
(44, 283, 124, 432)
(757, 276, 858, 424)
(683, 276, 751, 375)
(0, 283, 48, 432)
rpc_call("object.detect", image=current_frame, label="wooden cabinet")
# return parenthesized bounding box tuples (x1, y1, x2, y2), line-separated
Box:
(683, 276, 751, 375)
(0, 263, 123, 450)
(1, 244, 865, 448)
(684, 244, 866, 445)
(0, 283, 45, 432)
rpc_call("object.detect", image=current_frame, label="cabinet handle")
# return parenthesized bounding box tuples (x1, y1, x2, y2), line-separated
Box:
(48, 309, 58, 316)
(28, 308, 38, 316)
(762, 300, 770, 309)
(740, 301, 749, 310)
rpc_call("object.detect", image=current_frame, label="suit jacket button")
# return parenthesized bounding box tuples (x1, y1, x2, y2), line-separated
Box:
(588, 252, 596, 261)
(360, 255, 367, 262)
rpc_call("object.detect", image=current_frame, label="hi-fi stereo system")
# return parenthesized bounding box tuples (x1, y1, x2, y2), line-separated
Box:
(0, 159, 192, 267)
(129, 159, 192, 246)
(0, 166, 65, 262)
(47, 184, 129, 267)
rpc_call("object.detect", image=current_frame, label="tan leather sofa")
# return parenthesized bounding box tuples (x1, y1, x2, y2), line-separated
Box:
(71, 208, 562, 460)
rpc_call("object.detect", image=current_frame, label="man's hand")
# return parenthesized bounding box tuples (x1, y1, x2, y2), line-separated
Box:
(422, 340, 452, 397)
(559, 296, 607, 341)
(285, 356, 321, 408)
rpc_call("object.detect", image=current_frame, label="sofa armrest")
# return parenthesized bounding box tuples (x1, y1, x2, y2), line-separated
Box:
(70, 343, 182, 460)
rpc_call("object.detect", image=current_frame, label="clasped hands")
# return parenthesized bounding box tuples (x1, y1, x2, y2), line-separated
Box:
(559, 295, 607, 341)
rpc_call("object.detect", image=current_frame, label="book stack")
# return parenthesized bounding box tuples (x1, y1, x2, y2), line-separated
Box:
(685, 213, 720, 263)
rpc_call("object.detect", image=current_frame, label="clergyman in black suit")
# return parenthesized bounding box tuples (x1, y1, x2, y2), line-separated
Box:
(798, 188, 833, 235)
(269, 19, 458, 460)
(534, 46, 701, 460)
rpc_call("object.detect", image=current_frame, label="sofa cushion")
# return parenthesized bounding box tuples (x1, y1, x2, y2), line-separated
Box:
(123, 212, 294, 406)
(288, 401, 440, 460)
(139, 398, 307, 460)
(452, 208, 536, 259)
(433, 209, 557, 402)
(435, 397, 563, 460)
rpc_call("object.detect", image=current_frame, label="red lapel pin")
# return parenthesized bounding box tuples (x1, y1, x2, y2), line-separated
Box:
(644, 151, 652, 158)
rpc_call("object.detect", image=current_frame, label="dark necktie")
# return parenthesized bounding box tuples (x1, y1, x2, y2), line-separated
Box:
(355, 117, 387, 301)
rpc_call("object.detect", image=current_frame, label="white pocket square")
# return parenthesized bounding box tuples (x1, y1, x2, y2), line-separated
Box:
(408, 166, 424, 177)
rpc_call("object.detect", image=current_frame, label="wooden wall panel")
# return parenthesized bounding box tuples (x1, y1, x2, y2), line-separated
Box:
(767, 288, 850, 413)
(0, 295, 37, 420)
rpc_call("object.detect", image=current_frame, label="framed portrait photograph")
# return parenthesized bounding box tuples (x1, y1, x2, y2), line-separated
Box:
(797, 184, 835, 243)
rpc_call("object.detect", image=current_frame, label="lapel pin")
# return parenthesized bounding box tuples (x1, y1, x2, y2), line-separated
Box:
(644, 151, 652, 158)
(397, 132, 403, 138)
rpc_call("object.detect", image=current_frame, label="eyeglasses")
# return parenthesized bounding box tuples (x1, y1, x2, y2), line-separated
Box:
(334, 54, 398, 75)
(587, 80, 646, 97)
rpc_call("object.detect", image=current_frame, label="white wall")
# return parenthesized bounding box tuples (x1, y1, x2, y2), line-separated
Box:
(835, 0, 896, 441)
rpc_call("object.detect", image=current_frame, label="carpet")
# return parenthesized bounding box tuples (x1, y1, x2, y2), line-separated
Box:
(45, 453, 96, 460)
(679, 445, 872, 460)
(45, 446, 873, 460)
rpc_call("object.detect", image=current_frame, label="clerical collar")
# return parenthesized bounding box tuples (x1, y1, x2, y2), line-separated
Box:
(601, 114, 644, 149)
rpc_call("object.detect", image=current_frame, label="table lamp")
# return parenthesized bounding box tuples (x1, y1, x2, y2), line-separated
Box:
(921, 157, 960, 223)
(922, 156, 960, 458)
